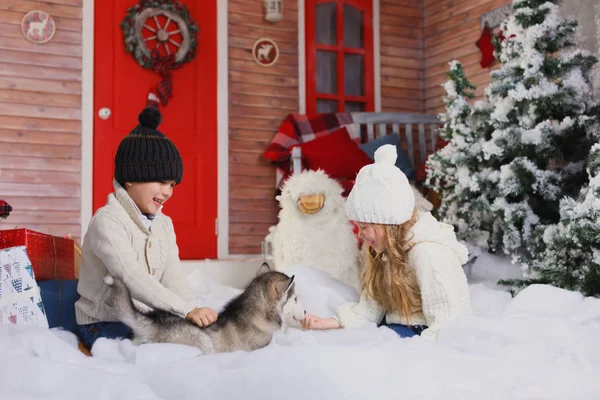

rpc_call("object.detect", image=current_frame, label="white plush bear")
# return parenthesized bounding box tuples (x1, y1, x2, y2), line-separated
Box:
(272, 170, 361, 290)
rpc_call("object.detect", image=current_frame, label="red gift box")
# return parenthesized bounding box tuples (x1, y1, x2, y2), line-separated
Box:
(0, 229, 75, 281)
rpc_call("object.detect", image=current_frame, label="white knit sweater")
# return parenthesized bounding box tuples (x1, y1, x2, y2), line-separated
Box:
(336, 212, 471, 341)
(75, 180, 196, 324)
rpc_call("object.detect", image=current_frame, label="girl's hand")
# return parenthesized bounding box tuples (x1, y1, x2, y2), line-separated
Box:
(301, 314, 341, 330)
(186, 307, 218, 327)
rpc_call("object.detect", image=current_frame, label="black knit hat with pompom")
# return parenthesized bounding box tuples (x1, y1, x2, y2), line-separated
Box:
(114, 107, 183, 186)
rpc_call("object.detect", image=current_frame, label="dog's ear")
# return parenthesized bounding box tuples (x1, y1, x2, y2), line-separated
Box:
(256, 262, 271, 276)
(273, 275, 295, 299)
(285, 275, 295, 293)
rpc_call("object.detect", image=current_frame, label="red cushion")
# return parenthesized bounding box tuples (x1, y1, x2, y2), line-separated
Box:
(293, 127, 372, 180)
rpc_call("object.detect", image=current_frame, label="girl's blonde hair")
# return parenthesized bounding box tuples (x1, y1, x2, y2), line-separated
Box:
(360, 210, 421, 321)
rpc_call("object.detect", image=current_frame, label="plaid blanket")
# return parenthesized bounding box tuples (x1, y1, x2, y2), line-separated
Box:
(262, 112, 360, 166)
(0, 200, 12, 219)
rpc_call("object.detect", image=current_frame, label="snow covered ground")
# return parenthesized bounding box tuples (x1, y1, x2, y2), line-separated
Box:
(1, 257, 600, 400)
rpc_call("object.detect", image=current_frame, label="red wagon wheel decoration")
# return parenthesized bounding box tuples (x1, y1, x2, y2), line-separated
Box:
(121, 0, 199, 107)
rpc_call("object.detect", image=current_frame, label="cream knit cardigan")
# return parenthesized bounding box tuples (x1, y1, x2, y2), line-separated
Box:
(336, 212, 471, 340)
(75, 180, 196, 325)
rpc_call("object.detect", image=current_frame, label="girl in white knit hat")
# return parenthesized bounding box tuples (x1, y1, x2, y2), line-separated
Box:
(301, 145, 471, 340)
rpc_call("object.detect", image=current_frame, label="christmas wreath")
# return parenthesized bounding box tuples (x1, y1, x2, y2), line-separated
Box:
(121, 0, 199, 107)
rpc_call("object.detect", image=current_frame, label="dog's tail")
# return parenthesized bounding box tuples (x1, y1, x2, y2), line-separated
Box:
(104, 276, 146, 331)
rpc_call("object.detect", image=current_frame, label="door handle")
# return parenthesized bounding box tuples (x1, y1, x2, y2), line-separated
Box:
(98, 107, 111, 120)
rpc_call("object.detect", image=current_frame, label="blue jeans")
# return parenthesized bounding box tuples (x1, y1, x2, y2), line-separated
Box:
(378, 317, 427, 338)
(77, 322, 133, 349)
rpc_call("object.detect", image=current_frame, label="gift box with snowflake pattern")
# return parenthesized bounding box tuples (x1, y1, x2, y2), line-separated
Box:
(0, 246, 48, 328)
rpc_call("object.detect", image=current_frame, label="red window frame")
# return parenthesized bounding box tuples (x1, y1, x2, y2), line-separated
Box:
(305, 0, 374, 115)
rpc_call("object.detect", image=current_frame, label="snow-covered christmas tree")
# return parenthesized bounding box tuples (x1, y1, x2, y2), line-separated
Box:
(502, 143, 600, 296)
(425, 62, 498, 248)
(481, 0, 599, 259)
(430, 0, 599, 264)
(425, 61, 476, 214)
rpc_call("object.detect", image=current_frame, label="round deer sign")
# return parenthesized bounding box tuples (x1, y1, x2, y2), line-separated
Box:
(21, 10, 56, 44)
(252, 38, 279, 67)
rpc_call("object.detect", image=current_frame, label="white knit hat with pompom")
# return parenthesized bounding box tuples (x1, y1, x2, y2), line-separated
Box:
(345, 144, 415, 224)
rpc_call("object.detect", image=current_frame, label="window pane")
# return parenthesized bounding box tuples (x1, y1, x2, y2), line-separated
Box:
(317, 99, 339, 113)
(316, 3, 336, 45)
(344, 4, 363, 48)
(345, 101, 365, 112)
(316, 50, 337, 94)
(344, 54, 364, 96)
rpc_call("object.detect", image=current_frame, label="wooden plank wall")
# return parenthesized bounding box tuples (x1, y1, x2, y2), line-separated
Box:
(0, 0, 82, 242)
(228, 0, 426, 255)
(380, 0, 424, 113)
(424, 0, 512, 114)
(379, 0, 428, 165)
(228, 0, 299, 255)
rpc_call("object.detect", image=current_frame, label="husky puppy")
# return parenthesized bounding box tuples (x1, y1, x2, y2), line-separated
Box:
(104, 263, 306, 355)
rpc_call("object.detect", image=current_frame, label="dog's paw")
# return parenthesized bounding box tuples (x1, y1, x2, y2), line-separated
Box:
(104, 275, 115, 285)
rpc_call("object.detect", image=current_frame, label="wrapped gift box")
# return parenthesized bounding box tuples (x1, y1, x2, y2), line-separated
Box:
(0, 229, 75, 281)
(0, 246, 49, 327)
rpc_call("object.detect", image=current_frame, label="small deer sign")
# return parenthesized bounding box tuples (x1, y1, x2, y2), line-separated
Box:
(252, 38, 279, 67)
(257, 43, 274, 61)
(21, 10, 56, 44)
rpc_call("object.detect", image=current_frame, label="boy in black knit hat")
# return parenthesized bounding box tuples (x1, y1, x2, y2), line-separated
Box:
(75, 107, 217, 349)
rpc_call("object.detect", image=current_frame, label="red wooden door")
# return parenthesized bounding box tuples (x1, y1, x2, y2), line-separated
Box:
(94, 0, 218, 259)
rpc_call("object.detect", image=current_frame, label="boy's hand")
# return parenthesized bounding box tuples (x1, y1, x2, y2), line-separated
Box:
(186, 307, 218, 327)
(301, 314, 341, 330)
